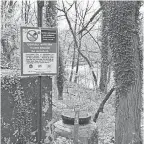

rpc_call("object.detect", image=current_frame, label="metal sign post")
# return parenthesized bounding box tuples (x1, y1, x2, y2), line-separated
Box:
(38, 75, 42, 143)
(37, 2, 43, 143)
(21, 26, 57, 142)
(21, 1, 58, 143)
(74, 105, 80, 144)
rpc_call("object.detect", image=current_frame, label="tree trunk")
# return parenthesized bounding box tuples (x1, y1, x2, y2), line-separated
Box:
(46, 1, 65, 100)
(74, 52, 80, 83)
(21, 0, 23, 19)
(46, 1, 57, 27)
(1, 1, 5, 30)
(70, 5, 78, 83)
(45, 0, 57, 120)
(69, 43, 76, 82)
(25, 1, 27, 24)
(99, 2, 109, 93)
(57, 44, 65, 100)
(1, 1, 16, 62)
(108, 1, 143, 144)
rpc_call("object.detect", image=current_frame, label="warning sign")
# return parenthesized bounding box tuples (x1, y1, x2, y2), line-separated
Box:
(21, 27, 58, 76)
(27, 30, 39, 41)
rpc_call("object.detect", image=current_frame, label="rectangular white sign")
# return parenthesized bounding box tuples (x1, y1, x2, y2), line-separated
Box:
(21, 27, 58, 76)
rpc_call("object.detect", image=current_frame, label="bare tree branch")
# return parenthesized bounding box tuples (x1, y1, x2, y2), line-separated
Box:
(59, 1, 98, 85)
(93, 87, 115, 122)
(67, 1, 75, 11)
(87, 0, 95, 12)
(56, 6, 65, 12)
(64, 7, 98, 85)
(74, 1, 78, 32)
(86, 30, 101, 52)
(57, 14, 65, 18)
(83, 0, 89, 20)
(78, 4, 104, 34)
(82, 14, 101, 37)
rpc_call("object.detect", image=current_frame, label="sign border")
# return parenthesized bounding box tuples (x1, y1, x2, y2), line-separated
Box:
(21, 27, 58, 76)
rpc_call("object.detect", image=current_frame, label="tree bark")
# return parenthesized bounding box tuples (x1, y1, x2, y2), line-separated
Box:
(108, 1, 143, 144)
(25, 1, 27, 24)
(45, 0, 57, 115)
(57, 44, 65, 100)
(1, 1, 16, 62)
(46, 1, 57, 27)
(99, 2, 109, 93)
(69, 43, 76, 82)
(70, 2, 79, 83)
(74, 52, 80, 83)
(74, 34, 81, 83)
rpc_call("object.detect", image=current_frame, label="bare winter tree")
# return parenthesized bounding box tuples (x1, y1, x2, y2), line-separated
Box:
(1, 1, 17, 62)
(57, 0, 100, 86)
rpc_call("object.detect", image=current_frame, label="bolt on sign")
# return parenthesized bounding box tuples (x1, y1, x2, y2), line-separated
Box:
(21, 27, 58, 76)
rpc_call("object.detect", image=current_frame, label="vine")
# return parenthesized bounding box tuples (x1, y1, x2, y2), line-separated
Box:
(1, 75, 33, 143)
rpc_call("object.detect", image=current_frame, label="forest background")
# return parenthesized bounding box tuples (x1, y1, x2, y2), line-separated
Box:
(1, 0, 144, 144)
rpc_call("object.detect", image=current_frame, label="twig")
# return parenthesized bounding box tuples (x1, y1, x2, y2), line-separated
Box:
(78, 4, 104, 34)
(86, 30, 101, 52)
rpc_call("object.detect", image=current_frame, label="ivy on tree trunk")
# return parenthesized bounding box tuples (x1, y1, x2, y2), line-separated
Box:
(57, 43, 65, 100)
(107, 1, 143, 144)
(99, 2, 109, 93)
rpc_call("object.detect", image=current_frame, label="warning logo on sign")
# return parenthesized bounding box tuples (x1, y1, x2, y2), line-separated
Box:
(23, 29, 41, 42)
